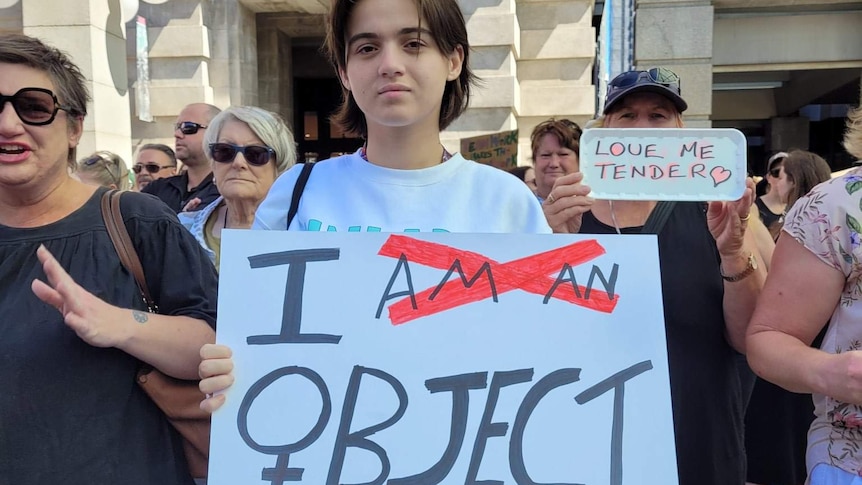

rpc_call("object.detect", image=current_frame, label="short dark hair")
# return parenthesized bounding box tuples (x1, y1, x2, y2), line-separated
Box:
(0, 34, 90, 169)
(324, 0, 476, 138)
(530, 118, 583, 162)
(139, 144, 177, 165)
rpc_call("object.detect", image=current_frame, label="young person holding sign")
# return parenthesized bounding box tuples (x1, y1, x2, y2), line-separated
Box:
(541, 68, 766, 485)
(199, 0, 549, 408)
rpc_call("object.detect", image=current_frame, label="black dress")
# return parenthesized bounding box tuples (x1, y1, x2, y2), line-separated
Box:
(0, 188, 218, 485)
(580, 202, 746, 485)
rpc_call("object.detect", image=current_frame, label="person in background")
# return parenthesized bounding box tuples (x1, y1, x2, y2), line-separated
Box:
(747, 106, 862, 484)
(133, 143, 177, 191)
(197, 0, 550, 413)
(0, 33, 217, 485)
(506, 165, 537, 193)
(756, 151, 788, 239)
(178, 106, 296, 270)
(530, 117, 581, 203)
(541, 67, 765, 485)
(77, 150, 130, 190)
(143, 103, 221, 212)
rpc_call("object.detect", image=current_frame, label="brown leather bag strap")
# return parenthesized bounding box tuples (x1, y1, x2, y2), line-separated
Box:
(100, 190, 157, 312)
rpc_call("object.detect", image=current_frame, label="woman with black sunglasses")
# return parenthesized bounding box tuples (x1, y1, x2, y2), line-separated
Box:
(0, 34, 217, 484)
(178, 106, 297, 270)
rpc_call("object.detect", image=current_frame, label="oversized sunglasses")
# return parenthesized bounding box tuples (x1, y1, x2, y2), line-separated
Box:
(608, 68, 682, 94)
(175, 121, 207, 135)
(209, 143, 275, 166)
(133, 163, 176, 174)
(0, 87, 74, 126)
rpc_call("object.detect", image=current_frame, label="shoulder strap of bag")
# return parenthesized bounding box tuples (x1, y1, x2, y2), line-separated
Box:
(641, 201, 677, 235)
(286, 162, 315, 229)
(100, 190, 157, 312)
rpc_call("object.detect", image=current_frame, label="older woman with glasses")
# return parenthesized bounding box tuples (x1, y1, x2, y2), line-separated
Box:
(543, 67, 766, 485)
(0, 34, 217, 484)
(77, 150, 131, 190)
(178, 106, 296, 270)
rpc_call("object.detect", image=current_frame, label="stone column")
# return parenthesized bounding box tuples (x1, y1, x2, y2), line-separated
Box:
(635, 0, 714, 128)
(22, 0, 134, 166)
(514, 0, 595, 165)
(446, 0, 522, 155)
(769, 117, 810, 151)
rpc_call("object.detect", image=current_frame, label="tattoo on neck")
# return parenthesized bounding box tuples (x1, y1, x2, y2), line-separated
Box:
(132, 310, 149, 324)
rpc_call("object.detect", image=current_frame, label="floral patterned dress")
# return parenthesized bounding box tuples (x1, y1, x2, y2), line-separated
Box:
(784, 168, 862, 477)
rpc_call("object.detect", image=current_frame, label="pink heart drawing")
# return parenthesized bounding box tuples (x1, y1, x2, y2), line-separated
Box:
(710, 166, 732, 187)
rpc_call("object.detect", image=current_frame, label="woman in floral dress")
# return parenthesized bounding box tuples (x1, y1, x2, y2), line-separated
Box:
(747, 105, 862, 484)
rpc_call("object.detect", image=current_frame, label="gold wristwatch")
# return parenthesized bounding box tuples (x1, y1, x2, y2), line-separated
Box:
(721, 252, 757, 282)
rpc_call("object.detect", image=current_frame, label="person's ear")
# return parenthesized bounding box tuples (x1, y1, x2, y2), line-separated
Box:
(67, 116, 84, 149)
(446, 45, 464, 81)
(339, 67, 351, 91)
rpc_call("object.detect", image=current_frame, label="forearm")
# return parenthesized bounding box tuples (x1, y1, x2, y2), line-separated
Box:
(116, 310, 216, 379)
(747, 329, 829, 394)
(720, 236, 767, 353)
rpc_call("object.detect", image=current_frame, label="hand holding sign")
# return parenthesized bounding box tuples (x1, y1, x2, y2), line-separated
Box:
(542, 172, 595, 234)
(580, 128, 747, 201)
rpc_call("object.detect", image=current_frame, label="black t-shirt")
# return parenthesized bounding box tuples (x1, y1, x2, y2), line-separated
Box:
(0, 188, 218, 485)
(580, 202, 745, 485)
(142, 171, 220, 213)
(755, 197, 782, 228)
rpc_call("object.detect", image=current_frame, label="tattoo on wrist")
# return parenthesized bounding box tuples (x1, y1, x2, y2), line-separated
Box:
(132, 310, 149, 324)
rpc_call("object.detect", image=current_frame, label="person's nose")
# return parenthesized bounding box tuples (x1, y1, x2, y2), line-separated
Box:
(0, 99, 25, 136)
(378, 44, 405, 77)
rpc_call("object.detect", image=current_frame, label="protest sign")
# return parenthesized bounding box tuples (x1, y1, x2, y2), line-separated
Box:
(580, 128, 747, 201)
(460, 129, 518, 169)
(210, 231, 678, 485)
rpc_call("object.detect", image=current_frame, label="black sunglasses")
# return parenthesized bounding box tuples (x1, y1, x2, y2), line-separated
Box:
(0, 87, 74, 126)
(769, 167, 782, 178)
(175, 121, 208, 135)
(209, 143, 275, 166)
(133, 163, 176, 174)
(608, 68, 682, 94)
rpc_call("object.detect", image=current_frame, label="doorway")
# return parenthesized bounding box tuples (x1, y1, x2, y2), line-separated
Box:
(293, 77, 363, 163)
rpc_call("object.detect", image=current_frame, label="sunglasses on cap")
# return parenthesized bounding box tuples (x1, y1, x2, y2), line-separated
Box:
(175, 121, 208, 135)
(133, 163, 176, 175)
(609, 67, 681, 93)
(0, 87, 75, 126)
(209, 143, 275, 166)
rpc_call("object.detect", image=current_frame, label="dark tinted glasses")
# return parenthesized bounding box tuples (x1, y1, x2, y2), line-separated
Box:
(133, 163, 175, 174)
(0, 87, 74, 126)
(608, 68, 681, 94)
(209, 143, 274, 166)
(769, 167, 782, 178)
(175, 121, 207, 135)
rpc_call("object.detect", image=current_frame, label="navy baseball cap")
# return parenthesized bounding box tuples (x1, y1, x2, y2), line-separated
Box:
(603, 68, 688, 114)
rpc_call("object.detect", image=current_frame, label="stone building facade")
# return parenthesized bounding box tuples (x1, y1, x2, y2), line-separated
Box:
(0, 0, 860, 170)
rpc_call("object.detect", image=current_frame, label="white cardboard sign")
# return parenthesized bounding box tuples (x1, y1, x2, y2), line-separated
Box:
(209, 231, 679, 485)
(580, 128, 747, 201)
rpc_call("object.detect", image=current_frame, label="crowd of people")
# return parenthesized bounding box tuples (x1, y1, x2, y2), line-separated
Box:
(1, 0, 861, 483)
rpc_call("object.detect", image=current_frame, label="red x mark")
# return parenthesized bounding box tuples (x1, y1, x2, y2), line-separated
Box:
(378, 235, 618, 325)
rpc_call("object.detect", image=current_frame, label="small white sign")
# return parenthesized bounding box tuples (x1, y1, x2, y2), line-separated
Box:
(209, 231, 679, 485)
(580, 128, 747, 201)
